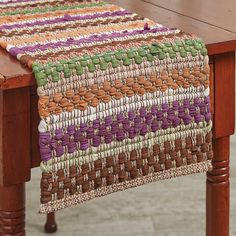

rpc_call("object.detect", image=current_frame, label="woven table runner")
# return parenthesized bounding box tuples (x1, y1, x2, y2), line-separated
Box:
(0, 0, 213, 213)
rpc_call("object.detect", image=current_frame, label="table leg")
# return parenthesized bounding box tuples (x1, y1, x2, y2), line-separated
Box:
(44, 213, 57, 233)
(206, 137, 230, 236)
(0, 183, 25, 236)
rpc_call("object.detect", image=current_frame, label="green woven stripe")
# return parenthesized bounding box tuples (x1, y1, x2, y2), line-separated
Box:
(33, 38, 207, 87)
(0, 1, 107, 16)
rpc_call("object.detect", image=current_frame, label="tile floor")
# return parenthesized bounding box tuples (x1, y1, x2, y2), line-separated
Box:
(26, 134, 236, 236)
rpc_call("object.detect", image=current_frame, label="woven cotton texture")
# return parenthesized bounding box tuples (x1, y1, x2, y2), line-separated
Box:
(0, 0, 213, 213)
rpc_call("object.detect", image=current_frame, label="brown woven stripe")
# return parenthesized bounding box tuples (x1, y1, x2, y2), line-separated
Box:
(40, 132, 213, 205)
(39, 160, 212, 213)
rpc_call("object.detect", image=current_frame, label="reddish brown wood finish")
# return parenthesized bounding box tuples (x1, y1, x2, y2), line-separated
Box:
(0, 88, 30, 235)
(207, 41, 236, 56)
(44, 213, 57, 234)
(207, 137, 230, 236)
(0, 49, 32, 90)
(206, 51, 235, 236)
(213, 52, 235, 138)
(0, 88, 31, 186)
(30, 87, 41, 168)
(0, 184, 25, 236)
(143, 0, 236, 33)
(209, 63, 214, 115)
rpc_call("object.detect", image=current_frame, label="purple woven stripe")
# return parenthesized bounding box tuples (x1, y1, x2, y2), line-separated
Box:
(0, 10, 131, 30)
(9, 26, 174, 56)
(39, 97, 211, 161)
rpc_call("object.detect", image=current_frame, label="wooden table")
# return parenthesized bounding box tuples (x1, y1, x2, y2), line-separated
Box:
(0, 0, 235, 235)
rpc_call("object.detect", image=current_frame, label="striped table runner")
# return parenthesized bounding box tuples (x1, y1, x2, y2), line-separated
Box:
(0, 0, 213, 213)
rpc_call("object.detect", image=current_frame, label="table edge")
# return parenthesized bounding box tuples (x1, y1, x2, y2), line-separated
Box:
(0, 40, 235, 90)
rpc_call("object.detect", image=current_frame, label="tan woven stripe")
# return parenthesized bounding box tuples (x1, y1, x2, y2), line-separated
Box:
(0, 5, 121, 26)
(0, 15, 143, 37)
(38, 66, 209, 117)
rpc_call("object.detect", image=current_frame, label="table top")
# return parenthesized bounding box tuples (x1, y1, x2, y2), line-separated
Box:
(0, 0, 235, 90)
(108, 0, 236, 45)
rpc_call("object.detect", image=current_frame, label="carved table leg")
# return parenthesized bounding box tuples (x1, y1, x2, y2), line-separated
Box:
(206, 137, 230, 236)
(44, 213, 57, 234)
(0, 184, 25, 236)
